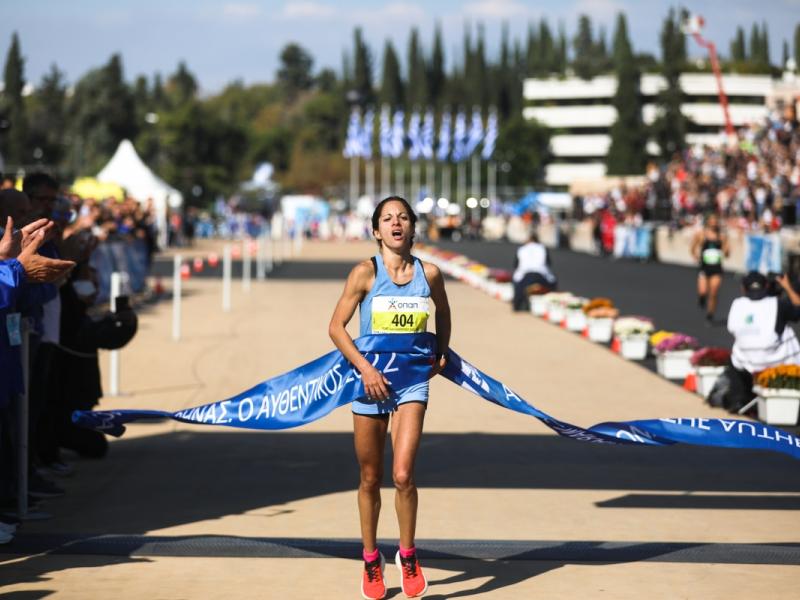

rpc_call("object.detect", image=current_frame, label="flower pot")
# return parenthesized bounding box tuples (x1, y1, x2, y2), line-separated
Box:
(696, 365, 725, 397)
(530, 295, 548, 317)
(754, 386, 800, 425)
(619, 334, 648, 360)
(655, 349, 694, 380)
(565, 309, 587, 332)
(587, 317, 614, 343)
(547, 303, 566, 324)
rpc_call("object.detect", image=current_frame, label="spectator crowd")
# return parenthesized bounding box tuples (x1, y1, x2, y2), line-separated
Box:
(0, 173, 144, 544)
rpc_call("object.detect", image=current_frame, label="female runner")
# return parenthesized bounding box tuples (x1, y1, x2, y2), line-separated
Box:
(691, 213, 729, 323)
(329, 196, 451, 599)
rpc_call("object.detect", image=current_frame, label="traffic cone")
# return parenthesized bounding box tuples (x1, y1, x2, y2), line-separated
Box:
(180, 263, 191, 280)
(154, 277, 165, 296)
(581, 327, 589, 338)
(683, 370, 697, 393)
(560, 319, 567, 329)
(193, 257, 204, 273)
(208, 252, 219, 267)
(611, 337, 621, 353)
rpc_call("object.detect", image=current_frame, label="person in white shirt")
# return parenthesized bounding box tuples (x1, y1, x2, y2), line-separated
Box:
(723, 271, 800, 410)
(512, 231, 557, 312)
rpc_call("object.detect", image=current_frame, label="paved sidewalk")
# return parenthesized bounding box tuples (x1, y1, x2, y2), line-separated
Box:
(2, 240, 798, 598)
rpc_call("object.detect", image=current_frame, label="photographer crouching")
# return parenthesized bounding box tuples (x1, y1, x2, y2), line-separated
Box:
(719, 272, 800, 412)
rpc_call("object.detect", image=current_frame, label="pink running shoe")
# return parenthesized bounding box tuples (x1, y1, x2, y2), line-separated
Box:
(395, 550, 428, 597)
(361, 552, 386, 599)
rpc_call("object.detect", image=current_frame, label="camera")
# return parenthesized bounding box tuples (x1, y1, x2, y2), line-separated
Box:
(114, 295, 130, 312)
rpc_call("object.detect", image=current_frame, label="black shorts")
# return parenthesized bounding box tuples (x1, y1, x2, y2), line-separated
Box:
(699, 265, 723, 277)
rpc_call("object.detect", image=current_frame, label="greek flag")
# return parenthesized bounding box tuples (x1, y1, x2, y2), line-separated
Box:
(436, 112, 451, 162)
(360, 108, 374, 159)
(481, 109, 498, 160)
(343, 108, 362, 159)
(379, 105, 392, 158)
(464, 108, 484, 156)
(407, 111, 422, 161)
(391, 110, 405, 159)
(421, 110, 434, 161)
(451, 110, 468, 162)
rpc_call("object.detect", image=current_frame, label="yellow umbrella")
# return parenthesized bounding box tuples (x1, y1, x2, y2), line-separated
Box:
(71, 177, 125, 201)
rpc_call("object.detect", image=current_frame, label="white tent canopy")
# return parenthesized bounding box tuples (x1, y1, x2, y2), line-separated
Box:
(96, 139, 183, 247)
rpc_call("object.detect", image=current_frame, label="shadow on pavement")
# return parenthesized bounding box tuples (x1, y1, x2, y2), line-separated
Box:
(4, 430, 799, 595)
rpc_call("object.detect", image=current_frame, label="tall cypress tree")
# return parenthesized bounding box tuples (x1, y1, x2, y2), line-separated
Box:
(380, 41, 404, 108)
(750, 23, 763, 65)
(28, 64, 66, 167)
(474, 23, 489, 109)
(606, 13, 646, 175)
(406, 27, 427, 108)
(2, 32, 27, 167)
(573, 14, 596, 79)
(539, 20, 555, 75)
(352, 27, 374, 106)
(730, 26, 746, 62)
(653, 8, 687, 157)
(526, 24, 540, 76)
(496, 22, 512, 119)
(761, 22, 771, 66)
(795, 24, 800, 72)
(428, 24, 445, 109)
(783, 40, 790, 70)
(556, 23, 568, 74)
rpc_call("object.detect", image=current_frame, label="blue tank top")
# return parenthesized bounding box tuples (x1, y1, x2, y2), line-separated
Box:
(360, 255, 431, 337)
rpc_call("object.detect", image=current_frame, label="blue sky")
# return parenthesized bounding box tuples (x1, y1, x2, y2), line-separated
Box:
(2, 0, 799, 93)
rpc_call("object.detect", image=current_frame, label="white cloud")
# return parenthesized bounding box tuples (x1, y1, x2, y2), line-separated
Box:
(222, 3, 262, 19)
(463, 0, 533, 19)
(281, 1, 337, 19)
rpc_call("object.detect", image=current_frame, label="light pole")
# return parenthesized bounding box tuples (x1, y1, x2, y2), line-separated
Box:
(681, 13, 735, 139)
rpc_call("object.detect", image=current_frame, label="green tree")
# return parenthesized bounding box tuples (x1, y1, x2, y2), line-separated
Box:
(495, 22, 513, 119)
(749, 23, 763, 65)
(277, 43, 314, 99)
(167, 61, 198, 106)
(783, 40, 790, 70)
(69, 53, 137, 173)
(494, 115, 551, 185)
(406, 27, 427, 108)
(379, 40, 404, 107)
(538, 19, 555, 75)
(428, 24, 445, 108)
(352, 27, 374, 106)
(1, 32, 27, 167)
(555, 23, 568, 73)
(473, 24, 489, 109)
(572, 14, 596, 79)
(27, 64, 67, 168)
(761, 22, 771, 66)
(526, 23, 540, 76)
(606, 13, 646, 175)
(652, 8, 688, 158)
(730, 26, 746, 62)
(795, 24, 800, 72)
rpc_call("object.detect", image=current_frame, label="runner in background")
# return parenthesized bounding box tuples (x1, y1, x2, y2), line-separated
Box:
(691, 213, 729, 324)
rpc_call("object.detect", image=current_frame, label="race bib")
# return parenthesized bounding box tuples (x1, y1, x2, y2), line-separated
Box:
(372, 296, 429, 333)
(702, 248, 722, 265)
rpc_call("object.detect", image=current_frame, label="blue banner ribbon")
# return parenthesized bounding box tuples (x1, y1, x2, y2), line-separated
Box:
(74, 333, 800, 460)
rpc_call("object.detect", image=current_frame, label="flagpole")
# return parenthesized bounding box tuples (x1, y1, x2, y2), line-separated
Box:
(471, 154, 480, 200)
(381, 157, 390, 197)
(366, 160, 375, 203)
(425, 161, 434, 200)
(396, 162, 405, 199)
(488, 161, 497, 204)
(411, 161, 420, 203)
(457, 161, 466, 214)
(350, 156, 359, 211)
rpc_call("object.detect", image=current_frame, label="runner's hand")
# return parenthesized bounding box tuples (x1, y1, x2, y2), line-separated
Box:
(430, 354, 448, 378)
(361, 363, 390, 400)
